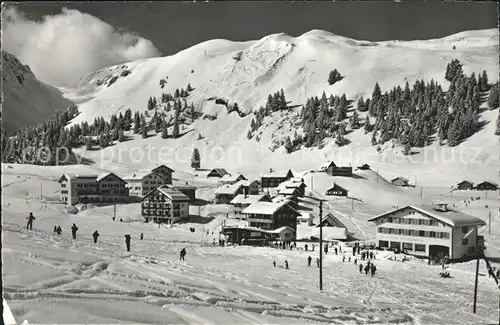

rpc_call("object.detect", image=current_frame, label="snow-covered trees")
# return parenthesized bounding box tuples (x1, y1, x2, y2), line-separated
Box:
(284, 136, 293, 153)
(495, 111, 500, 136)
(191, 148, 201, 169)
(328, 69, 343, 85)
(488, 82, 499, 109)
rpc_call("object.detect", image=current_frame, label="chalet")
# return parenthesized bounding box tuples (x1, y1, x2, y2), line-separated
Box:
(357, 164, 371, 171)
(230, 194, 271, 214)
(242, 201, 300, 232)
(391, 177, 410, 187)
(150, 165, 174, 184)
(266, 226, 296, 242)
(325, 183, 348, 197)
(278, 179, 307, 197)
(96, 173, 129, 203)
(173, 183, 197, 201)
(141, 185, 190, 224)
(214, 183, 244, 204)
(233, 179, 261, 195)
(297, 212, 314, 226)
(456, 180, 474, 191)
(317, 213, 348, 228)
(58, 173, 130, 205)
(475, 181, 498, 191)
(319, 161, 353, 177)
(124, 171, 169, 197)
(221, 226, 268, 246)
(220, 173, 247, 185)
(207, 168, 229, 178)
(368, 203, 486, 261)
(277, 187, 301, 197)
(260, 169, 294, 188)
(272, 195, 300, 211)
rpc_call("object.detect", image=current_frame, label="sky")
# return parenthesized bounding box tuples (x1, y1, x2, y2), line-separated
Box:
(2, 1, 498, 87)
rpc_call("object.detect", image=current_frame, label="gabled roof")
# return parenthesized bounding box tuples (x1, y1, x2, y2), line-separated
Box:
(309, 227, 347, 240)
(319, 161, 337, 171)
(220, 173, 247, 183)
(124, 171, 167, 181)
(298, 212, 314, 220)
(278, 180, 306, 190)
(58, 173, 97, 183)
(142, 185, 189, 202)
(152, 164, 175, 172)
(391, 177, 409, 183)
(242, 201, 297, 215)
(97, 172, 127, 183)
(230, 194, 269, 205)
(316, 213, 347, 229)
(457, 180, 474, 185)
(266, 226, 295, 234)
(476, 181, 498, 187)
(278, 188, 300, 196)
(173, 183, 197, 190)
(326, 183, 348, 192)
(208, 168, 229, 177)
(261, 169, 294, 179)
(368, 205, 487, 227)
(215, 183, 243, 195)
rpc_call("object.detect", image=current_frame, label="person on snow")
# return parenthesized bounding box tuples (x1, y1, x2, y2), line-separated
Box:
(305, 244, 308, 251)
(92, 230, 99, 243)
(370, 251, 374, 259)
(354, 258, 357, 265)
(361, 252, 365, 260)
(71, 223, 78, 239)
(364, 264, 370, 275)
(324, 245, 328, 255)
(357, 246, 361, 255)
(125, 234, 131, 251)
(53, 226, 57, 233)
(334, 247, 338, 255)
(359, 263, 363, 274)
(56, 226, 62, 235)
(308, 255, 312, 267)
(342, 256, 345, 263)
(352, 246, 356, 256)
(285, 260, 289, 269)
(180, 248, 186, 261)
(312, 244, 315, 251)
(273, 260, 276, 268)
(496, 269, 500, 279)
(140, 233, 144, 240)
(348, 256, 351, 262)
(26, 213, 35, 230)
(370, 263, 377, 276)
(339, 246, 342, 253)
(316, 258, 320, 268)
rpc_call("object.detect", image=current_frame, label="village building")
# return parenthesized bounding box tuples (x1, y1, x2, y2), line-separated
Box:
(173, 183, 197, 201)
(456, 180, 474, 190)
(214, 183, 244, 204)
(272, 195, 300, 211)
(277, 187, 301, 197)
(319, 161, 353, 177)
(141, 185, 190, 224)
(242, 201, 300, 232)
(230, 194, 271, 214)
(325, 183, 349, 197)
(297, 212, 314, 226)
(368, 203, 486, 261)
(475, 181, 498, 191)
(232, 179, 261, 195)
(357, 164, 371, 171)
(149, 165, 174, 184)
(221, 226, 268, 246)
(391, 177, 410, 187)
(207, 168, 229, 178)
(267, 226, 296, 242)
(278, 179, 307, 197)
(260, 169, 294, 188)
(124, 171, 169, 197)
(58, 173, 129, 205)
(220, 173, 247, 185)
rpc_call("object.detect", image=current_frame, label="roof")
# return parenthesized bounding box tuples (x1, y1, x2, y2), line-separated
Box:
(97, 172, 127, 183)
(208, 168, 229, 176)
(58, 173, 98, 182)
(326, 183, 348, 192)
(391, 177, 409, 183)
(278, 180, 306, 190)
(477, 181, 498, 187)
(266, 226, 295, 234)
(368, 205, 487, 227)
(214, 183, 243, 195)
(230, 194, 269, 205)
(298, 212, 313, 220)
(242, 201, 291, 215)
(261, 169, 294, 179)
(278, 188, 300, 195)
(124, 171, 166, 180)
(141, 185, 189, 202)
(233, 179, 257, 188)
(173, 184, 197, 189)
(319, 161, 336, 171)
(220, 174, 247, 182)
(152, 165, 175, 172)
(309, 227, 347, 240)
(457, 180, 474, 185)
(316, 213, 347, 228)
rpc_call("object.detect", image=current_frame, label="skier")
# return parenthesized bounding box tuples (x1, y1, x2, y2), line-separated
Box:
(273, 260, 276, 268)
(285, 260, 289, 269)
(140, 233, 144, 240)
(342, 255, 345, 262)
(26, 212, 35, 230)
(354, 258, 357, 265)
(56, 226, 62, 235)
(324, 245, 328, 255)
(316, 258, 320, 268)
(364, 264, 370, 275)
(334, 247, 338, 255)
(71, 223, 78, 239)
(359, 263, 363, 274)
(180, 248, 186, 261)
(312, 244, 315, 251)
(339, 246, 342, 253)
(370, 263, 377, 276)
(352, 246, 356, 256)
(308, 255, 312, 267)
(125, 234, 131, 252)
(92, 230, 99, 243)
(53, 226, 57, 233)
(348, 256, 351, 262)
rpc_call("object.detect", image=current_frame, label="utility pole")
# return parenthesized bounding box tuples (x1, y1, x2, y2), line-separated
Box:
(473, 239, 480, 314)
(114, 203, 116, 221)
(420, 187, 423, 200)
(202, 226, 204, 245)
(376, 170, 379, 183)
(351, 198, 354, 214)
(450, 186, 453, 197)
(489, 212, 492, 235)
(40, 180, 43, 200)
(319, 200, 323, 291)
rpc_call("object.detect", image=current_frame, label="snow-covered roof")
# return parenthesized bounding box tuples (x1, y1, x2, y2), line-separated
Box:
(391, 177, 409, 183)
(261, 169, 293, 178)
(319, 161, 336, 171)
(304, 227, 347, 240)
(96, 172, 126, 183)
(230, 194, 268, 205)
(457, 180, 474, 184)
(278, 188, 299, 195)
(59, 173, 98, 182)
(157, 186, 190, 201)
(317, 213, 347, 228)
(298, 212, 313, 220)
(214, 183, 243, 195)
(220, 173, 246, 182)
(208, 168, 229, 177)
(477, 180, 498, 187)
(242, 201, 290, 215)
(368, 205, 487, 227)
(124, 170, 166, 180)
(278, 180, 306, 190)
(266, 226, 295, 234)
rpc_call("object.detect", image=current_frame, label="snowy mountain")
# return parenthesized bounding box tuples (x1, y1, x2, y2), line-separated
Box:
(60, 29, 499, 187)
(1, 51, 74, 135)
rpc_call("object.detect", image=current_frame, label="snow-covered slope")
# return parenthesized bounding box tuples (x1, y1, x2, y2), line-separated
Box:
(61, 29, 500, 187)
(1, 51, 74, 135)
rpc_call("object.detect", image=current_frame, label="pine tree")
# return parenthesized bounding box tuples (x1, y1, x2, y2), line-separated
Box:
(403, 142, 411, 155)
(112, 128, 119, 141)
(173, 106, 180, 138)
(191, 148, 201, 169)
(141, 115, 148, 138)
(481, 70, 489, 91)
(488, 83, 499, 109)
(495, 112, 500, 136)
(187, 83, 193, 92)
(329, 94, 335, 107)
(350, 110, 361, 129)
(284, 136, 293, 153)
(174, 89, 180, 98)
(161, 125, 168, 139)
(133, 113, 141, 134)
(247, 130, 252, 139)
(85, 137, 92, 150)
(447, 116, 461, 146)
(364, 116, 372, 134)
(190, 104, 195, 122)
(328, 70, 336, 85)
(357, 97, 367, 112)
(155, 116, 162, 133)
(118, 130, 125, 142)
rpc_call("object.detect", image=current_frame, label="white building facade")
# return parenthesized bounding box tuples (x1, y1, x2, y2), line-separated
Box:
(125, 171, 169, 197)
(369, 204, 486, 260)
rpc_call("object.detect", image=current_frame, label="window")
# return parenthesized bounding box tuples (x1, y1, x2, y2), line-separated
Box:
(414, 244, 426, 252)
(61, 190, 68, 194)
(419, 230, 425, 237)
(443, 233, 450, 239)
(429, 231, 436, 238)
(403, 242, 413, 250)
(468, 247, 475, 253)
(462, 238, 468, 246)
(379, 240, 389, 248)
(61, 184, 66, 188)
(462, 226, 468, 234)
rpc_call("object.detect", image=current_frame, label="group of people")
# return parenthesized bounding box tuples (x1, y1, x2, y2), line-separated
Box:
(272, 260, 289, 269)
(52, 223, 79, 239)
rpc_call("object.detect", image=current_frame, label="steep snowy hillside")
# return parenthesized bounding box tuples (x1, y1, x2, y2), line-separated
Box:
(1, 51, 74, 135)
(65, 29, 499, 187)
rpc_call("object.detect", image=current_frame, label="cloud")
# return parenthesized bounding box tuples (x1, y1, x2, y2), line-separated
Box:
(2, 7, 161, 87)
